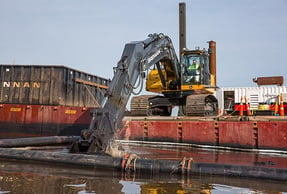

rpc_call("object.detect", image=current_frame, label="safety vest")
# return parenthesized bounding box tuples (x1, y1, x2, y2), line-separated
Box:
(188, 63, 199, 70)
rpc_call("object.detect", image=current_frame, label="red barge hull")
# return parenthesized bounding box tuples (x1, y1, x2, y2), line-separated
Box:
(120, 116, 287, 151)
(0, 104, 93, 138)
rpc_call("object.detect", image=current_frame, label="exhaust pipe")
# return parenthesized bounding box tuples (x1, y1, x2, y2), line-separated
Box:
(208, 40, 216, 87)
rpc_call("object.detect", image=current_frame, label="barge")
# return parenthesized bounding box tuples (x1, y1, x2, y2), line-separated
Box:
(119, 115, 287, 152)
(0, 64, 110, 138)
(119, 84, 287, 152)
(114, 3, 287, 153)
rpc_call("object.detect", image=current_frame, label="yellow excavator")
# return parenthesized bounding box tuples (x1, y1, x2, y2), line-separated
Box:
(130, 2, 217, 116)
(130, 40, 217, 116)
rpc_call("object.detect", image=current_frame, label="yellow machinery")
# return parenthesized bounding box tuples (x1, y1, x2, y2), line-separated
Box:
(130, 3, 217, 116)
(131, 41, 218, 116)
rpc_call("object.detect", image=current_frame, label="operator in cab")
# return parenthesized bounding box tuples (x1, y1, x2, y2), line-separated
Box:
(184, 58, 200, 83)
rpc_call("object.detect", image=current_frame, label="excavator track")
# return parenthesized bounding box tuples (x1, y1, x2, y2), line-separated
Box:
(130, 95, 156, 116)
(130, 95, 172, 116)
(185, 94, 218, 116)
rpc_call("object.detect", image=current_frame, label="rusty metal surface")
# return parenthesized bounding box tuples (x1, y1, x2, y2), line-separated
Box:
(218, 121, 256, 149)
(208, 40, 216, 86)
(181, 121, 217, 145)
(120, 116, 287, 151)
(253, 76, 284, 86)
(258, 121, 287, 150)
(0, 104, 92, 138)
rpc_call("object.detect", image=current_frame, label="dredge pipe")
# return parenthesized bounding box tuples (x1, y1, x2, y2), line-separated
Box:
(0, 148, 286, 181)
(0, 136, 79, 148)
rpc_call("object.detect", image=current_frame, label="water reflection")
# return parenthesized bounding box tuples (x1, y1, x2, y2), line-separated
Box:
(0, 158, 286, 194)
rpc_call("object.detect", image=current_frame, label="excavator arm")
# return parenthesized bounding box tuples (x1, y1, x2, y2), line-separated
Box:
(70, 33, 180, 154)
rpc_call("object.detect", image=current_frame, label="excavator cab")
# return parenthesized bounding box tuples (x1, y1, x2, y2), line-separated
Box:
(181, 49, 211, 92)
(178, 48, 218, 116)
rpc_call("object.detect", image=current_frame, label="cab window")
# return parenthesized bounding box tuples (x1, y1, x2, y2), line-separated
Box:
(182, 55, 201, 84)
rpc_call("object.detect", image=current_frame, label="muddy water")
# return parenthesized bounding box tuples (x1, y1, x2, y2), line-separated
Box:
(0, 144, 286, 194)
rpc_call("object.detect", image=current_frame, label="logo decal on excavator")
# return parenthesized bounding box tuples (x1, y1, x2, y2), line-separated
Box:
(147, 50, 161, 64)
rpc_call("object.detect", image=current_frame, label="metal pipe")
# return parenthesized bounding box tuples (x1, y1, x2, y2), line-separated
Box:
(179, 2, 186, 59)
(208, 40, 216, 87)
(0, 136, 78, 148)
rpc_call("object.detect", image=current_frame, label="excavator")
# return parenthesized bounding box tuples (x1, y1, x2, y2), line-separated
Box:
(70, 33, 218, 154)
(130, 3, 217, 117)
(130, 39, 218, 116)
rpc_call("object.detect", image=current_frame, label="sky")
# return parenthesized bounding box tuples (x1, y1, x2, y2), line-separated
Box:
(0, 0, 287, 87)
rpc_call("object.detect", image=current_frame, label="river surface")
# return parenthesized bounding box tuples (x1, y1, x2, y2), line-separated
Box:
(0, 143, 286, 194)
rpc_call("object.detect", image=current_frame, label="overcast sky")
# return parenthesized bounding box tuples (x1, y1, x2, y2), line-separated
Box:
(1, 0, 287, 87)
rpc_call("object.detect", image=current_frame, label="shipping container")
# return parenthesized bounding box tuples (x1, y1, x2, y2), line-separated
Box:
(215, 86, 287, 113)
(0, 65, 110, 107)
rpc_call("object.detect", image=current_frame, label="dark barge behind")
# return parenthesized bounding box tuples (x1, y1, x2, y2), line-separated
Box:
(0, 64, 110, 138)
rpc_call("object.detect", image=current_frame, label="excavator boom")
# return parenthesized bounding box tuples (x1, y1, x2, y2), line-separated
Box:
(70, 33, 180, 154)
